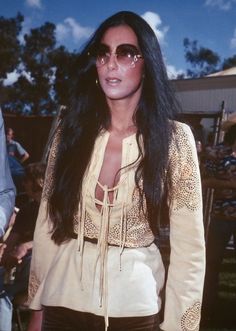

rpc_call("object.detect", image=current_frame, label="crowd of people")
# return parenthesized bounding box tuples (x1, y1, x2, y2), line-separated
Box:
(0, 10, 235, 331)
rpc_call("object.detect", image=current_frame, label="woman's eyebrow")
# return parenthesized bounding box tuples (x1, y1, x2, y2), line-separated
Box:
(117, 43, 139, 48)
(99, 43, 140, 51)
(98, 43, 110, 50)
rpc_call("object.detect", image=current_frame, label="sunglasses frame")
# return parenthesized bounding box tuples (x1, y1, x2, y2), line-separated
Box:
(95, 43, 143, 68)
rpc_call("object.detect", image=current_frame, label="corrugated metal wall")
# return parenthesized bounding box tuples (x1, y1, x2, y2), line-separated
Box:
(175, 88, 236, 113)
(173, 75, 236, 114)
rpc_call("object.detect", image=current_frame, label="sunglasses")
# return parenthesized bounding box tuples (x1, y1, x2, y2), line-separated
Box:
(95, 43, 143, 68)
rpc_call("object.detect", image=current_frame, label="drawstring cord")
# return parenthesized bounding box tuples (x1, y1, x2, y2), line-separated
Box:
(94, 182, 116, 330)
(76, 172, 129, 331)
(119, 202, 127, 271)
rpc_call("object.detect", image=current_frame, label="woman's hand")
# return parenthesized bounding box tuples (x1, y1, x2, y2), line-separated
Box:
(11, 241, 33, 262)
(2, 241, 33, 269)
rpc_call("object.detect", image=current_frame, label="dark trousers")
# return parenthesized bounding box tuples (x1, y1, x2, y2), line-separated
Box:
(42, 306, 160, 331)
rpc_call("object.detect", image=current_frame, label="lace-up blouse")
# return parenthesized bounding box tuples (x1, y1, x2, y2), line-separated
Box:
(28, 121, 205, 331)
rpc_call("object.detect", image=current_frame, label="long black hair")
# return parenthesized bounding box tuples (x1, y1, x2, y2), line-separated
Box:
(48, 11, 179, 244)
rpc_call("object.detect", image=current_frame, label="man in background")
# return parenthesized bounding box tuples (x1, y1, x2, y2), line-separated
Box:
(6, 127, 29, 164)
(6, 127, 29, 194)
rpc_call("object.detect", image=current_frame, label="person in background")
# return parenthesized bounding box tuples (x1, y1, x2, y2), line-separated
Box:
(0, 110, 15, 240)
(6, 127, 29, 193)
(202, 113, 236, 324)
(6, 127, 29, 164)
(0, 162, 46, 331)
(27, 11, 205, 331)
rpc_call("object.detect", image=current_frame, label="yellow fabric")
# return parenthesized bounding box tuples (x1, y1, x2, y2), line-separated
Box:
(28, 121, 205, 331)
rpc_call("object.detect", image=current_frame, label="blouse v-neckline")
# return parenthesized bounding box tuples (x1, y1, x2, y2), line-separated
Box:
(95, 130, 136, 188)
(82, 129, 137, 216)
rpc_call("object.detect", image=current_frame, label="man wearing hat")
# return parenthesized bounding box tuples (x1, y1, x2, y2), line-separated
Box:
(202, 112, 236, 324)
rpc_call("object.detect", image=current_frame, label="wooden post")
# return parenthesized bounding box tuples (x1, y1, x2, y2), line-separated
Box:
(204, 101, 226, 241)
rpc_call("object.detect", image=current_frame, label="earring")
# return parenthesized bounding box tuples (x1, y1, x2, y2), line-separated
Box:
(38, 179, 44, 188)
(96, 79, 99, 85)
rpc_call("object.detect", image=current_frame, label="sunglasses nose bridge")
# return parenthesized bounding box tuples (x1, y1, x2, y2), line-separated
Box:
(107, 52, 119, 69)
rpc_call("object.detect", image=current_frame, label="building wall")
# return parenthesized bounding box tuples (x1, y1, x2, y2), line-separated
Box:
(172, 75, 236, 141)
(175, 88, 236, 113)
(172, 75, 236, 113)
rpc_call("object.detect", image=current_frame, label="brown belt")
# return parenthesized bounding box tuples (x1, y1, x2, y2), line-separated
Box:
(71, 233, 154, 248)
(71, 233, 120, 246)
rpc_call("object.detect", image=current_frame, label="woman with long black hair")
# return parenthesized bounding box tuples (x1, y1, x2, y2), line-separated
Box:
(28, 11, 205, 331)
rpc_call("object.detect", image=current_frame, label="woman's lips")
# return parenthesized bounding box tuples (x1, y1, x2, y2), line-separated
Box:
(105, 77, 121, 85)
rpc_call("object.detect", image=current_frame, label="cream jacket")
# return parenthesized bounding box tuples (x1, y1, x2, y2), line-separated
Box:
(28, 121, 205, 331)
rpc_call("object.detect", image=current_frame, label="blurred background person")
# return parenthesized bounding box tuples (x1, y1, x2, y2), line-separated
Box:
(0, 162, 46, 331)
(6, 127, 29, 194)
(6, 127, 29, 164)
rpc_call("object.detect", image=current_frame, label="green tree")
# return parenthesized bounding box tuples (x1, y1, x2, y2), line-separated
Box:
(222, 55, 236, 70)
(0, 12, 23, 81)
(50, 46, 80, 107)
(183, 38, 221, 77)
(0, 14, 81, 115)
(21, 22, 57, 114)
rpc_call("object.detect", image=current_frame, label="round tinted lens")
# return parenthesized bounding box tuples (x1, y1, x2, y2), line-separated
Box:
(117, 54, 133, 66)
(116, 45, 136, 66)
(96, 46, 109, 67)
(96, 55, 106, 66)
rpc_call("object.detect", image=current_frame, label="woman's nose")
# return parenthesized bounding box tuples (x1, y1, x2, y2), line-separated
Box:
(107, 53, 118, 70)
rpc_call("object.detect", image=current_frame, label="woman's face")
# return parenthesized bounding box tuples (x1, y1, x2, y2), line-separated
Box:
(96, 25, 144, 102)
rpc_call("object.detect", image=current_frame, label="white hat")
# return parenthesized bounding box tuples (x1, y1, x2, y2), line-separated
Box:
(221, 112, 236, 131)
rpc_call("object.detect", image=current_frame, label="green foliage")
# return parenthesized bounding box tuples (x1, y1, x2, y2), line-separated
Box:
(183, 38, 221, 77)
(0, 12, 23, 80)
(222, 55, 236, 70)
(1, 13, 80, 115)
(21, 22, 57, 114)
(49, 46, 80, 106)
(183, 38, 236, 78)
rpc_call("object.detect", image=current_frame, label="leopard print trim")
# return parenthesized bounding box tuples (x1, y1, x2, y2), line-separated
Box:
(42, 127, 61, 201)
(27, 269, 41, 304)
(170, 123, 201, 211)
(181, 302, 201, 331)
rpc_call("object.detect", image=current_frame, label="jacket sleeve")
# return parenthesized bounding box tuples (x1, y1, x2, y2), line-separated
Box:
(160, 122, 205, 331)
(28, 127, 61, 310)
(0, 110, 15, 238)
